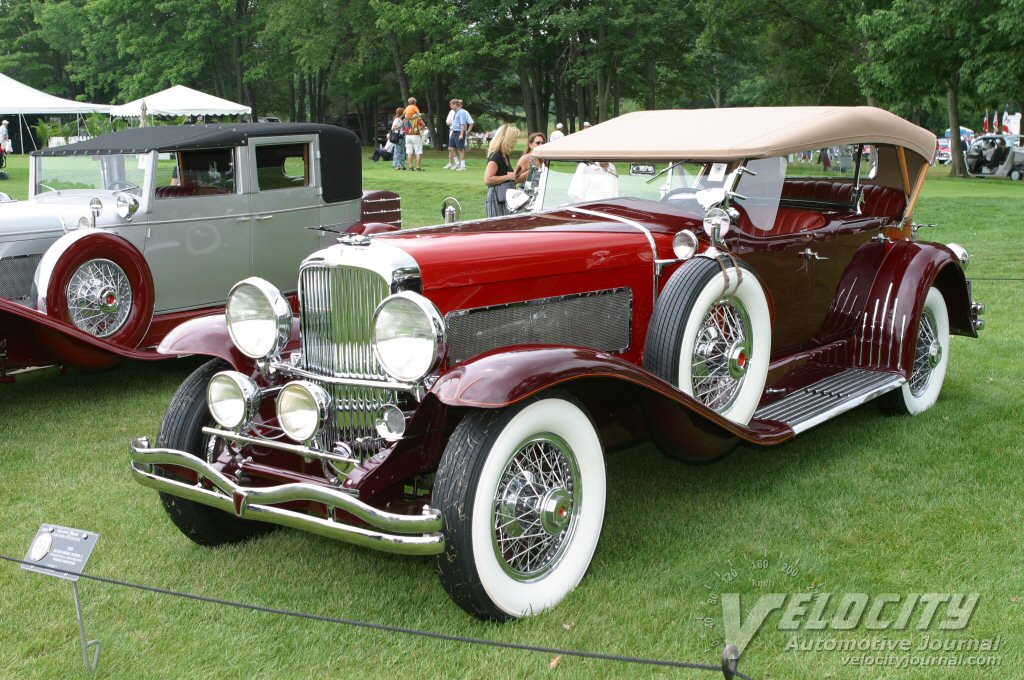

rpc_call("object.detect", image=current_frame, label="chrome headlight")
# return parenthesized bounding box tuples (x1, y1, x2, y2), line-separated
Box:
(276, 381, 332, 442)
(225, 277, 292, 359)
(371, 292, 446, 382)
(672, 230, 699, 259)
(116, 193, 139, 220)
(207, 371, 261, 430)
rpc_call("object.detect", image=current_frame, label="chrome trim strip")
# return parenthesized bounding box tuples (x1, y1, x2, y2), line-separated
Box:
(201, 426, 359, 465)
(269, 361, 417, 392)
(129, 438, 444, 555)
(888, 298, 899, 368)
(878, 284, 892, 368)
(571, 206, 658, 256)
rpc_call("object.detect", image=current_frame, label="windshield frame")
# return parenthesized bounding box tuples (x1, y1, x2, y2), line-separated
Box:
(31, 151, 155, 210)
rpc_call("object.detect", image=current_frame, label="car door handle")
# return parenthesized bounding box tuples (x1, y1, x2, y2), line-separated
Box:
(235, 217, 249, 222)
(255, 215, 274, 221)
(798, 248, 828, 261)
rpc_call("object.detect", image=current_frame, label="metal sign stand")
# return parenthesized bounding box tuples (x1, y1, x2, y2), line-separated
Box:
(72, 580, 102, 672)
(22, 525, 101, 673)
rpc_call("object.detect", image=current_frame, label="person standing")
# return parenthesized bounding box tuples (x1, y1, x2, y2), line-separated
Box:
(550, 122, 565, 141)
(403, 97, 425, 171)
(450, 99, 474, 171)
(391, 107, 407, 170)
(443, 100, 458, 169)
(514, 131, 546, 184)
(483, 124, 520, 217)
(0, 120, 10, 153)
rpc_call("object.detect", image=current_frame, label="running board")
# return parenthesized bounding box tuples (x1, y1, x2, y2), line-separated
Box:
(754, 368, 905, 434)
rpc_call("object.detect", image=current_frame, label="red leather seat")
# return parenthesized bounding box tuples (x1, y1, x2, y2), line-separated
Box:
(781, 180, 906, 219)
(737, 206, 826, 236)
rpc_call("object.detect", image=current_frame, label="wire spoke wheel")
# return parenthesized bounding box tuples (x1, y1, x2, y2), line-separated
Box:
(65, 258, 133, 337)
(909, 307, 940, 397)
(493, 435, 580, 581)
(690, 299, 751, 412)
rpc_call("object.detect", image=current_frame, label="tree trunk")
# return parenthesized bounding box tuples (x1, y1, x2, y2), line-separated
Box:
(644, 59, 657, 109)
(390, 39, 409, 103)
(947, 82, 965, 177)
(520, 62, 536, 133)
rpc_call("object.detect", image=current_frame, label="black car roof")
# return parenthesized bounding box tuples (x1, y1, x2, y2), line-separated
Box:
(34, 123, 362, 204)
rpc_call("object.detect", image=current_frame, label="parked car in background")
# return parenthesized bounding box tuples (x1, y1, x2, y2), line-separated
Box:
(935, 137, 952, 164)
(130, 107, 982, 621)
(964, 133, 1024, 179)
(0, 123, 401, 380)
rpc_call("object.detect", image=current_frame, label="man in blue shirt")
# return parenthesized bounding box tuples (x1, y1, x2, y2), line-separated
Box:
(449, 99, 474, 171)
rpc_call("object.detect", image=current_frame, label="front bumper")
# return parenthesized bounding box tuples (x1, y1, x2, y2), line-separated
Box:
(129, 437, 444, 556)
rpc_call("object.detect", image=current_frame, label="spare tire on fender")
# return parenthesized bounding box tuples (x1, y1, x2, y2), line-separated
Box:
(34, 231, 154, 369)
(643, 257, 771, 458)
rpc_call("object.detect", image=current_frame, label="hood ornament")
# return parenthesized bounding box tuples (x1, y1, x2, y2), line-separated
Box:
(339, 233, 372, 247)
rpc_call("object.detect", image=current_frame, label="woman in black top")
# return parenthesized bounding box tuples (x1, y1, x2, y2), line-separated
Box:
(483, 124, 520, 217)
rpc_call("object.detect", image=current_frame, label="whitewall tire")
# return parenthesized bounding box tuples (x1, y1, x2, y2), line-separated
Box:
(645, 258, 771, 425)
(434, 395, 606, 620)
(880, 287, 950, 415)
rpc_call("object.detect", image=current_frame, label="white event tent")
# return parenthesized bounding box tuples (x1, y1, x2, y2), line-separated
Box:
(0, 72, 111, 152)
(109, 85, 251, 120)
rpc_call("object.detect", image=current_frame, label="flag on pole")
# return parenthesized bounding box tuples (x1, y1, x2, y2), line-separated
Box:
(983, 110, 989, 133)
(1003, 108, 1011, 133)
(994, 110, 1000, 134)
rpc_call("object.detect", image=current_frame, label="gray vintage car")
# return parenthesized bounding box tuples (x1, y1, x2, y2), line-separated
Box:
(0, 123, 400, 379)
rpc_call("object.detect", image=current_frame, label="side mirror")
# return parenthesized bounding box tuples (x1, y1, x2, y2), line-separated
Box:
(116, 193, 140, 221)
(505, 189, 532, 213)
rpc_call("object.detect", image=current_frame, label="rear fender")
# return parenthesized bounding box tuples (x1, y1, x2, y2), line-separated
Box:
(852, 241, 973, 377)
(156, 314, 301, 373)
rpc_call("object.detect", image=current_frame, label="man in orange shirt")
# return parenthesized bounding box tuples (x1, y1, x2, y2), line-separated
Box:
(403, 97, 425, 171)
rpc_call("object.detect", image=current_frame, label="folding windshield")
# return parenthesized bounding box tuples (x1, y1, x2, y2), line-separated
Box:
(34, 153, 149, 196)
(734, 157, 786, 231)
(539, 160, 737, 212)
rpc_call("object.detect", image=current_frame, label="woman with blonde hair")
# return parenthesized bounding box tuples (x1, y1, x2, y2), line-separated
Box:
(483, 124, 520, 217)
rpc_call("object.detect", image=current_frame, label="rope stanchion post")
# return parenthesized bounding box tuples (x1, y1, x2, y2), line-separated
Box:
(721, 644, 740, 680)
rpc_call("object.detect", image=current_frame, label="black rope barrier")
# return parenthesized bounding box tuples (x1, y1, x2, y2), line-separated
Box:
(1, 553, 753, 679)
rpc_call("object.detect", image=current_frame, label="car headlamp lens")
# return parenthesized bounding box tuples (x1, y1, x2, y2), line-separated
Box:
(207, 371, 261, 430)
(371, 292, 446, 382)
(225, 277, 292, 359)
(672, 230, 699, 259)
(276, 381, 332, 443)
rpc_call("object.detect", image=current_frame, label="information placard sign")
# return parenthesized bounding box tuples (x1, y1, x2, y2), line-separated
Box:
(22, 524, 99, 582)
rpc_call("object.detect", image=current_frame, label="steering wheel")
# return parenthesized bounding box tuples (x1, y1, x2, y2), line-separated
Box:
(662, 187, 700, 201)
(108, 180, 141, 193)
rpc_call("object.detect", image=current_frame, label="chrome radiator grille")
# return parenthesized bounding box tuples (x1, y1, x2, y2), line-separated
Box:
(299, 264, 396, 451)
(0, 254, 42, 302)
(446, 288, 633, 364)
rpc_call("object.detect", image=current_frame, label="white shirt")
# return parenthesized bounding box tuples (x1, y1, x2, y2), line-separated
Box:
(446, 109, 455, 126)
(550, 129, 564, 141)
(0, 124, 8, 142)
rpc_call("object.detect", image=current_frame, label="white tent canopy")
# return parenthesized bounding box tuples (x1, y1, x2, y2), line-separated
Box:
(109, 85, 251, 118)
(0, 72, 110, 152)
(0, 72, 111, 115)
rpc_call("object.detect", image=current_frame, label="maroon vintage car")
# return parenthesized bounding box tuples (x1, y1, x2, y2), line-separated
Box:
(0, 123, 400, 381)
(129, 107, 983, 621)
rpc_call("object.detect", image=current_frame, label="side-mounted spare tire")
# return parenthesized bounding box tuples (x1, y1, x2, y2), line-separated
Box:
(643, 257, 771, 459)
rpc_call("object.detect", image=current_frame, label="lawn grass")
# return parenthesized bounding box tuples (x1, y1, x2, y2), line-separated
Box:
(0, 152, 1022, 679)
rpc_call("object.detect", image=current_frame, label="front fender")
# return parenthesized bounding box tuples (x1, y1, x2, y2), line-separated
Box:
(429, 346, 793, 447)
(157, 314, 301, 372)
(0, 296, 159, 371)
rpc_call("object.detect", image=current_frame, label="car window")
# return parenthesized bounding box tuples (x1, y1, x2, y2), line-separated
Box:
(157, 149, 234, 198)
(540, 161, 719, 211)
(35, 154, 147, 195)
(735, 156, 785, 231)
(255, 144, 309, 191)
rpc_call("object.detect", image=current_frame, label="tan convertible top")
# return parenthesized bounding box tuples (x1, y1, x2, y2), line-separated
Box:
(533, 107, 936, 163)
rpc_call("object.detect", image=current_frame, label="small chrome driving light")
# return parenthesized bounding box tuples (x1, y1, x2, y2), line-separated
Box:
(372, 292, 446, 382)
(116, 193, 139, 220)
(225, 277, 292, 359)
(277, 381, 332, 443)
(672, 230, 699, 259)
(207, 371, 261, 430)
(703, 207, 732, 240)
(947, 243, 969, 270)
(375, 404, 407, 442)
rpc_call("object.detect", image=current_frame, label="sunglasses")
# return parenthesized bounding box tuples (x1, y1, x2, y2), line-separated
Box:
(531, 139, 545, 145)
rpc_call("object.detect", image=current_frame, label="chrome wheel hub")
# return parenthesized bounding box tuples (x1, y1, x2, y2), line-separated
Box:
(66, 259, 132, 337)
(493, 435, 580, 581)
(691, 299, 751, 411)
